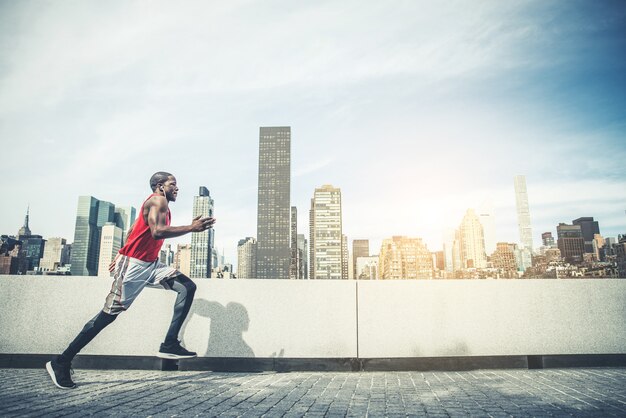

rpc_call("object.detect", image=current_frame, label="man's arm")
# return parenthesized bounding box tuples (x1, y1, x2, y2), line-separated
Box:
(148, 196, 215, 240)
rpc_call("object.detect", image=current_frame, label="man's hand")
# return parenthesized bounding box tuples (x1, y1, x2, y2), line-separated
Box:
(190, 216, 216, 232)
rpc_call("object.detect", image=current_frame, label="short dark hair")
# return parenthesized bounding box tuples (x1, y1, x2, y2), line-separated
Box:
(150, 172, 173, 191)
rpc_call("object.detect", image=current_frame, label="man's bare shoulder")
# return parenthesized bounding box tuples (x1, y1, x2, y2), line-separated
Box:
(145, 195, 168, 211)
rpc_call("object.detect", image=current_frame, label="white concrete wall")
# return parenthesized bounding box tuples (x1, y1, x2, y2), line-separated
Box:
(1, 276, 625, 359)
(357, 279, 626, 357)
(0, 276, 357, 358)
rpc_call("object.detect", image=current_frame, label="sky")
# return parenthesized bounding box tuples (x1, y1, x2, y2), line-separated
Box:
(1, 0, 625, 264)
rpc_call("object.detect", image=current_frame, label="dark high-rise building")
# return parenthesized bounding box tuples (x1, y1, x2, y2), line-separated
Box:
(256, 126, 291, 279)
(556, 223, 585, 264)
(572, 217, 600, 254)
(190, 186, 215, 279)
(352, 239, 370, 278)
(70, 196, 115, 276)
(21, 235, 45, 272)
(541, 232, 555, 248)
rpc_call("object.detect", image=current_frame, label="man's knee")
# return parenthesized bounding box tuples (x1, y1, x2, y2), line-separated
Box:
(186, 280, 197, 294)
(171, 274, 196, 295)
(82, 310, 117, 332)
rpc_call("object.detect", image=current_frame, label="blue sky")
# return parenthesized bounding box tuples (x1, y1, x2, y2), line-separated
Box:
(1, 0, 625, 263)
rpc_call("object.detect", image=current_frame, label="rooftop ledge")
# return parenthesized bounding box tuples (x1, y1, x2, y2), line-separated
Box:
(1, 276, 625, 371)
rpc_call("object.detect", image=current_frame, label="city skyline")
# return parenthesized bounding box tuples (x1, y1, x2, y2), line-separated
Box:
(3, 172, 625, 266)
(1, 2, 625, 263)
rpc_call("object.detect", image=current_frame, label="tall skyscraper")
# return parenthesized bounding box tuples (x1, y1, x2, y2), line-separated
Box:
(237, 237, 257, 279)
(40, 237, 71, 271)
(16, 207, 45, 272)
(572, 217, 601, 254)
(70, 196, 115, 276)
(352, 239, 369, 278)
(309, 185, 343, 280)
(378, 236, 433, 279)
(256, 126, 291, 279)
(290, 206, 298, 280)
(190, 186, 215, 278)
(457, 208, 487, 269)
(17, 206, 31, 239)
(514, 175, 533, 270)
(297, 233, 308, 279)
(98, 222, 123, 277)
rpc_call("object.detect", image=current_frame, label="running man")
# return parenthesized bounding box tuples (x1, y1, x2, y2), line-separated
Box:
(46, 172, 215, 389)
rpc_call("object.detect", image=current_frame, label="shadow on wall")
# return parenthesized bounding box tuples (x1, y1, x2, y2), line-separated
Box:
(181, 299, 254, 357)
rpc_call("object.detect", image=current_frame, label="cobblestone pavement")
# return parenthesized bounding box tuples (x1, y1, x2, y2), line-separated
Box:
(1, 368, 625, 417)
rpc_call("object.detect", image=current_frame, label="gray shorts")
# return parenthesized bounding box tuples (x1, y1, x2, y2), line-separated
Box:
(103, 255, 180, 315)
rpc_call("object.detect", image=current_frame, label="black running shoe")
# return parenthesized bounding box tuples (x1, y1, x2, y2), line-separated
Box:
(157, 341, 197, 359)
(46, 358, 76, 389)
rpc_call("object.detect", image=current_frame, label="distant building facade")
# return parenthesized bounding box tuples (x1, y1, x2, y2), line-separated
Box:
(256, 126, 291, 279)
(541, 232, 556, 248)
(0, 235, 23, 274)
(40, 237, 71, 272)
(290, 206, 298, 280)
(114, 206, 136, 245)
(478, 205, 496, 256)
(490, 242, 519, 278)
(70, 196, 112, 276)
(352, 240, 369, 279)
(190, 187, 215, 279)
(174, 244, 191, 277)
(342, 235, 349, 279)
(16, 207, 45, 273)
(557, 223, 585, 263)
(379, 236, 433, 279)
(98, 222, 123, 277)
(160, 243, 174, 266)
(237, 237, 257, 279)
(309, 185, 343, 280)
(356, 256, 378, 280)
(514, 175, 533, 271)
(297, 234, 308, 279)
(458, 208, 487, 269)
(572, 217, 600, 254)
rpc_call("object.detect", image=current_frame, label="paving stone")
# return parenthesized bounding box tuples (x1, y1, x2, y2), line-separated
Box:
(1, 368, 625, 416)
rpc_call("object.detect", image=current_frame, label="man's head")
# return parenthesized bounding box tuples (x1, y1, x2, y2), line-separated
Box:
(150, 171, 178, 202)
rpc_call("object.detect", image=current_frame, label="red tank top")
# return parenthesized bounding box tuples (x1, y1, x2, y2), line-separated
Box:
(119, 193, 171, 262)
